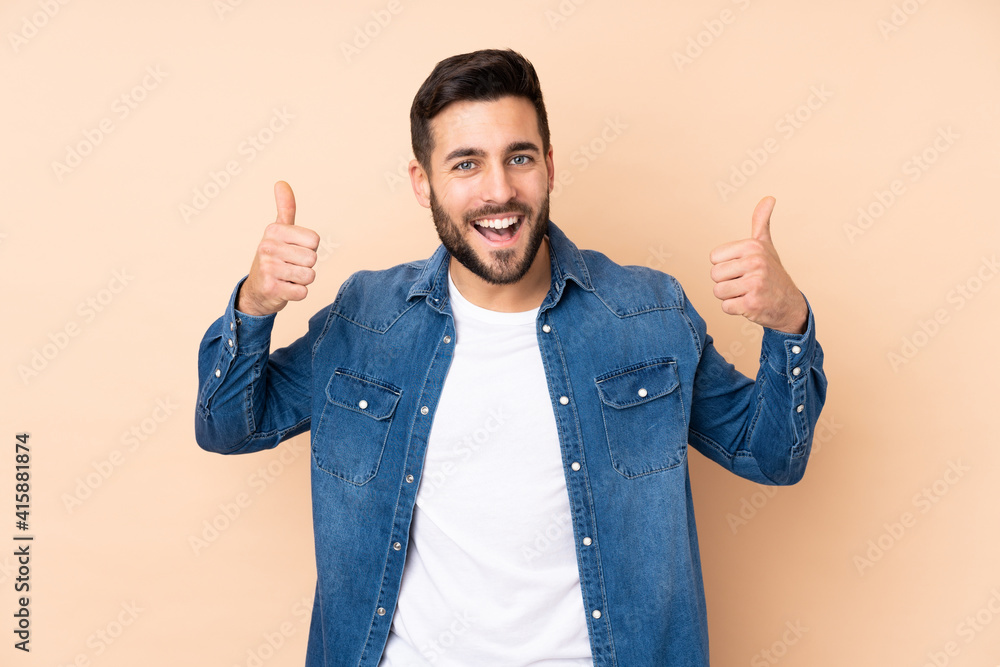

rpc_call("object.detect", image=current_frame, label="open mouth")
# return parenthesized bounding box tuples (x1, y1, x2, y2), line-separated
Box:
(470, 214, 524, 246)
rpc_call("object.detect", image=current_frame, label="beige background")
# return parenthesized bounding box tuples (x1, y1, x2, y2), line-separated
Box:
(3, 0, 999, 665)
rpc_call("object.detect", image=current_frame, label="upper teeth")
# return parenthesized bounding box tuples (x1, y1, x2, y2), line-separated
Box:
(474, 216, 519, 229)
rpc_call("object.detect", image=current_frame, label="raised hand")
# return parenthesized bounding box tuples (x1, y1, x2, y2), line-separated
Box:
(236, 181, 321, 316)
(709, 196, 808, 334)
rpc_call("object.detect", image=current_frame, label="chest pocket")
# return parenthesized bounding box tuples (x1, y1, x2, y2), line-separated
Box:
(312, 369, 402, 486)
(595, 358, 688, 478)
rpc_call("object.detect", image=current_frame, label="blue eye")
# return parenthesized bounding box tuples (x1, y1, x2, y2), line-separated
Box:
(455, 161, 474, 171)
(511, 155, 531, 165)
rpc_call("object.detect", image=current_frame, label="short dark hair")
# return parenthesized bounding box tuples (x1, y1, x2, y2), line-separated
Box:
(410, 49, 550, 172)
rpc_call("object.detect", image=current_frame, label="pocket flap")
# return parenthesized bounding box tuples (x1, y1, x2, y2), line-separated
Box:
(325, 369, 401, 420)
(595, 359, 679, 409)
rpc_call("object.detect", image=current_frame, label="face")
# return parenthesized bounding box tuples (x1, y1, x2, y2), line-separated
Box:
(411, 96, 555, 286)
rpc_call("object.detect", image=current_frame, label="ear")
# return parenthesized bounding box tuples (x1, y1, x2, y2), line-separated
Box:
(409, 158, 431, 208)
(545, 144, 555, 194)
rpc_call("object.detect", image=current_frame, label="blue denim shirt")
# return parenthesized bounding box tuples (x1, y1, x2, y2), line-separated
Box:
(195, 220, 827, 666)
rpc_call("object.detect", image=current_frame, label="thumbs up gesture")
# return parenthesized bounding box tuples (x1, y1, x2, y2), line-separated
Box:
(236, 181, 321, 317)
(709, 196, 808, 334)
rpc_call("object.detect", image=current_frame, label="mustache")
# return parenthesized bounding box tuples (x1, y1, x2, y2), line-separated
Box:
(463, 200, 532, 224)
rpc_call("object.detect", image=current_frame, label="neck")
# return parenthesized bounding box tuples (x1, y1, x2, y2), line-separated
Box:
(449, 235, 551, 312)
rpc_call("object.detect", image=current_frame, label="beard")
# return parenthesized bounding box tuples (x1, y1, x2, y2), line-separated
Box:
(429, 186, 550, 286)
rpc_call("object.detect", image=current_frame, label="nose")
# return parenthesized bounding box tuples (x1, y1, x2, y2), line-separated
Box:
(480, 162, 517, 205)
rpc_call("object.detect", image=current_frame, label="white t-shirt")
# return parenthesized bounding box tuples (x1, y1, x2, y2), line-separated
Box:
(378, 269, 593, 666)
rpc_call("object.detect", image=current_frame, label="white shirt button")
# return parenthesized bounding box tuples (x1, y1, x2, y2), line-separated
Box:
(227, 338, 233, 347)
(637, 387, 647, 398)
(358, 400, 368, 410)
(592, 609, 602, 619)
(571, 461, 581, 471)
(443, 335, 451, 344)
(420, 406, 429, 415)
(796, 404, 804, 413)
(230, 322, 234, 331)
(215, 369, 221, 378)
(559, 396, 569, 405)
(393, 542, 401, 551)
(376, 607, 386, 616)
(542, 324, 551, 333)
(406, 474, 414, 483)
(792, 367, 801, 376)
(583, 537, 592, 546)
(792, 345, 801, 354)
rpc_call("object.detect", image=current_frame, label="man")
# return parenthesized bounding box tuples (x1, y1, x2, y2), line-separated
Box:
(195, 49, 827, 666)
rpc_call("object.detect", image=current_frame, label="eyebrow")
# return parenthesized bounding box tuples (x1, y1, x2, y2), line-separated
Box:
(443, 140, 541, 164)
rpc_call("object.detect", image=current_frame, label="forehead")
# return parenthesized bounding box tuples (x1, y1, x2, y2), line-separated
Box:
(429, 96, 540, 156)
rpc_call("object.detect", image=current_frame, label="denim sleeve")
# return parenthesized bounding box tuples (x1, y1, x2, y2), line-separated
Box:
(194, 275, 315, 454)
(680, 283, 828, 485)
